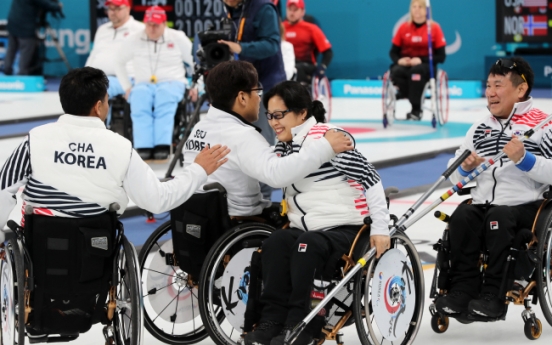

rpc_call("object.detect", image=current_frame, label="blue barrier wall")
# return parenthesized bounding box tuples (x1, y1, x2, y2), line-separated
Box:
(1, 0, 496, 80)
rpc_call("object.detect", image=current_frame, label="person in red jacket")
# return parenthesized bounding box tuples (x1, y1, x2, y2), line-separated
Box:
(283, 0, 332, 85)
(389, 0, 446, 120)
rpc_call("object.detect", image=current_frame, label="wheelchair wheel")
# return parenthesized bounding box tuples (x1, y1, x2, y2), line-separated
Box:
(353, 231, 424, 345)
(381, 71, 396, 128)
(1, 238, 25, 345)
(312, 76, 332, 122)
(436, 70, 449, 126)
(199, 223, 275, 345)
(139, 221, 208, 345)
(536, 212, 552, 326)
(112, 235, 143, 345)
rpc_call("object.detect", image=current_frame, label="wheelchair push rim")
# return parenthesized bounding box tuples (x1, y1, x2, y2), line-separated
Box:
(139, 220, 208, 344)
(1, 239, 25, 345)
(381, 71, 396, 128)
(354, 231, 424, 345)
(537, 218, 552, 327)
(312, 76, 332, 122)
(199, 224, 274, 345)
(112, 235, 143, 345)
(436, 70, 449, 126)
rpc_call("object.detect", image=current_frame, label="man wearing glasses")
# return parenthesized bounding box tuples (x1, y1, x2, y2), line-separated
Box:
(436, 57, 552, 319)
(181, 60, 352, 220)
(86, 0, 144, 99)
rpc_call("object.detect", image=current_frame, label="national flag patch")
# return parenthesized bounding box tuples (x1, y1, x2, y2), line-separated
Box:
(411, 74, 421, 81)
(298, 243, 307, 252)
(490, 221, 499, 230)
(167, 42, 175, 49)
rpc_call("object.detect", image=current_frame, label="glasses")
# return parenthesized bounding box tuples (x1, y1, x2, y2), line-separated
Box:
(265, 109, 291, 120)
(249, 87, 263, 96)
(495, 59, 527, 83)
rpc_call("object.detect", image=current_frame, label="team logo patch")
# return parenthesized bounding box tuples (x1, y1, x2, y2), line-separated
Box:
(167, 42, 174, 49)
(91, 237, 108, 250)
(186, 224, 201, 238)
(411, 74, 421, 81)
(298, 243, 307, 252)
(484, 129, 492, 138)
(490, 221, 499, 230)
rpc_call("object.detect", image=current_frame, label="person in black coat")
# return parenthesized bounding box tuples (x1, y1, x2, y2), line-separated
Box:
(4, 0, 63, 75)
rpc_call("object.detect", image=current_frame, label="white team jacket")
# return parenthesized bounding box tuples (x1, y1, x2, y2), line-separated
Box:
(0, 115, 209, 230)
(182, 106, 336, 216)
(449, 98, 552, 206)
(277, 118, 390, 235)
(115, 27, 193, 91)
(85, 16, 145, 76)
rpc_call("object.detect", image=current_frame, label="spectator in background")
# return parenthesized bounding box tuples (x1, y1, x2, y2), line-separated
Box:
(220, 0, 287, 200)
(283, 0, 333, 86)
(389, 0, 446, 120)
(114, 6, 194, 162)
(4, 0, 63, 75)
(86, 0, 144, 99)
(280, 22, 295, 81)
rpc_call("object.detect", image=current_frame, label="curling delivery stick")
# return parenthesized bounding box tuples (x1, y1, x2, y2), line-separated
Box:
(282, 147, 471, 345)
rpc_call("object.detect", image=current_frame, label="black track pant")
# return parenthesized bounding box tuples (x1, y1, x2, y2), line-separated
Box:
(259, 226, 359, 327)
(389, 63, 431, 111)
(448, 201, 540, 297)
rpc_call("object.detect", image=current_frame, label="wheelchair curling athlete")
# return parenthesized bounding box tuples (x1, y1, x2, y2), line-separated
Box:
(182, 60, 352, 221)
(0, 67, 229, 239)
(243, 80, 391, 345)
(389, 0, 446, 120)
(435, 57, 552, 319)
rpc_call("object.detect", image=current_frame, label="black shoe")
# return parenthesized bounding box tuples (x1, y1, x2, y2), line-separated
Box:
(406, 109, 422, 121)
(435, 290, 472, 315)
(136, 148, 153, 161)
(244, 321, 283, 345)
(270, 325, 314, 345)
(153, 145, 170, 161)
(468, 292, 505, 318)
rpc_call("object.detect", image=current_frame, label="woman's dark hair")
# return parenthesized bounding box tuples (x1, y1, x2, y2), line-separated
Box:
(488, 56, 534, 100)
(263, 81, 326, 123)
(205, 60, 259, 111)
(59, 67, 109, 116)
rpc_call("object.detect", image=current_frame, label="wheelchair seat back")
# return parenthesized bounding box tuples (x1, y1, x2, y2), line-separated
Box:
(24, 212, 118, 335)
(170, 189, 232, 278)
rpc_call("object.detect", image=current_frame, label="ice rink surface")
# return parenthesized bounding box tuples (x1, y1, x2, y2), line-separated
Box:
(2, 94, 552, 344)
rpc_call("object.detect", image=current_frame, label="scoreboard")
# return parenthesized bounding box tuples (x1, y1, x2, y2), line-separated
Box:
(91, 0, 226, 40)
(496, 0, 552, 43)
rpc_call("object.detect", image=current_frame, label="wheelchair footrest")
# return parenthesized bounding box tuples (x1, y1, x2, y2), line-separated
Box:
(27, 334, 79, 343)
(447, 311, 506, 323)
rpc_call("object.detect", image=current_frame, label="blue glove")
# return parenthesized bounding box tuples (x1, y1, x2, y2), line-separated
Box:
(314, 64, 327, 78)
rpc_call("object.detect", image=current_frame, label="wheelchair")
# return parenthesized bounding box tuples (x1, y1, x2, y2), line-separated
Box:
(0, 204, 143, 345)
(381, 68, 449, 129)
(295, 62, 333, 122)
(197, 188, 426, 345)
(429, 189, 552, 340)
(138, 183, 278, 344)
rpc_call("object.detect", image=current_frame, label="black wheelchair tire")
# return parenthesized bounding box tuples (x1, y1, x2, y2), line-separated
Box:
(113, 235, 143, 345)
(1, 238, 26, 345)
(352, 231, 424, 345)
(138, 221, 209, 345)
(536, 212, 552, 327)
(198, 223, 275, 345)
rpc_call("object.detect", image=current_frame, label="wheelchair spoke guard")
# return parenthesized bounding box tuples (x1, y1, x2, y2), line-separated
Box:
(372, 248, 417, 341)
(220, 247, 256, 330)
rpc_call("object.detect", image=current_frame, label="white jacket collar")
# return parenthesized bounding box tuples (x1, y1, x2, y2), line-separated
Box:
(491, 97, 533, 122)
(207, 106, 261, 131)
(108, 16, 135, 31)
(57, 114, 106, 129)
(291, 117, 317, 143)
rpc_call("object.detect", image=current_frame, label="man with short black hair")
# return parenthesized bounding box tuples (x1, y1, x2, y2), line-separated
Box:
(182, 60, 352, 218)
(436, 57, 552, 318)
(0, 67, 229, 239)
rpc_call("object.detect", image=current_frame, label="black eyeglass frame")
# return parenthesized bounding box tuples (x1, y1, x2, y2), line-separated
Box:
(495, 58, 527, 83)
(265, 109, 292, 120)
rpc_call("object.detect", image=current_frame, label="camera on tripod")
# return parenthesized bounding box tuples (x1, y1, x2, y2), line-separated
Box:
(196, 18, 233, 70)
